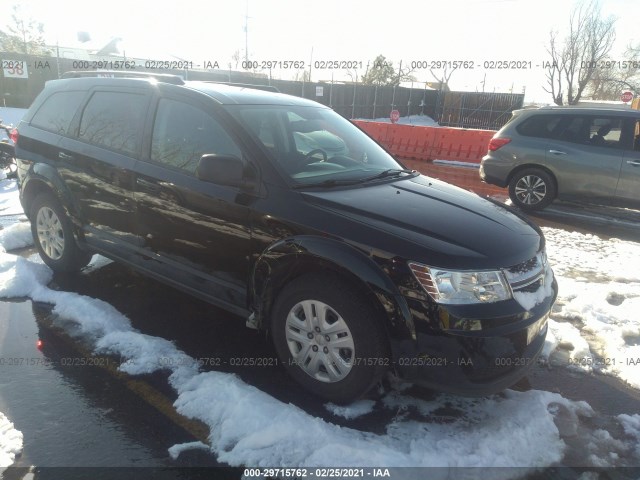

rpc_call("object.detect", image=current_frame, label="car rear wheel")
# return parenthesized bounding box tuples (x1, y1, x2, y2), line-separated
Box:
(508, 168, 556, 211)
(30, 192, 92, 272)
(271, 274, 389, 403)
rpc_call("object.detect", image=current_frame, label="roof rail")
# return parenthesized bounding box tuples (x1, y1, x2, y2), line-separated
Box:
(202, 81, 280, 93)
(61, 70, 185, 85)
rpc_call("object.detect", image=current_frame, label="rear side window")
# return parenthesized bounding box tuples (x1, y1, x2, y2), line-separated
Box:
(516, 115, 562, 138)
(31, 91, 84, 135)
(78, 91, 147, 156)
(150, 98, 241, 174)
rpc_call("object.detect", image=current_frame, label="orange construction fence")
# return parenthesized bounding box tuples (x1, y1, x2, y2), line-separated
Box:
(352, 120, 496, 164)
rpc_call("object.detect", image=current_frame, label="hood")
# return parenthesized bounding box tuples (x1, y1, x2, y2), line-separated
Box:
(300, 175, 543, 270)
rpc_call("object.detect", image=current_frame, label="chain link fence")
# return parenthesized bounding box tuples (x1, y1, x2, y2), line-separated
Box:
(1, 52, 523, 130)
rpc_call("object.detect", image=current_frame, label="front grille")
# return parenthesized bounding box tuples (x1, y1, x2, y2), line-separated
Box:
(504, 251, 547, 292)
(516, 277, 543, 293)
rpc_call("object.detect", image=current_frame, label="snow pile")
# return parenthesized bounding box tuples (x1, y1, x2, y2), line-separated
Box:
(0, 107, 27, 131)
(358, 114, 439, 127)
(0, 180, 24, 217)
(324, 400, 375, 419)
(0, 222, 33, 251)
(543, 228, 640, 388)
(618, 414, 640, 460)
(168, 441, 209, 460)
(433, 160, 480, 169)
(0, 249, 607, 471)
(174, 372, 580, 469)
(0, 411, 23, 468)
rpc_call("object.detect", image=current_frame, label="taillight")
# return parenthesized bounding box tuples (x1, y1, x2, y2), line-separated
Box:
(488, 137, 510, 151)
(10, 128, 19, 144)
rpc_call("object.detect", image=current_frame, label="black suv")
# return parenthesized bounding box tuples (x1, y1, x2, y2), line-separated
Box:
(15, 72, 557, 403)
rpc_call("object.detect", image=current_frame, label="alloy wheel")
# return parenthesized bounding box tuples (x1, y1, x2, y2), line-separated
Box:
(514, 174, 547, 205)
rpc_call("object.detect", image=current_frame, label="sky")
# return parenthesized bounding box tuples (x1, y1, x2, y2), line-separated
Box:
(1, 0, 638, 103)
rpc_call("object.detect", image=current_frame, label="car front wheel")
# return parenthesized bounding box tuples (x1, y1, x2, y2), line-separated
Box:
(508, 168, 556, 211)
(271, 274, 389, 403)
(30, 192, 92, 272)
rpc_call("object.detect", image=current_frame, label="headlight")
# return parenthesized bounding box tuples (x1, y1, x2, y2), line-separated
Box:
(408, 262, 512, 305)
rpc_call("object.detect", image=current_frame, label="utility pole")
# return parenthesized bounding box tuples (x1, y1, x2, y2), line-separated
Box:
(244, 0, 250, 64)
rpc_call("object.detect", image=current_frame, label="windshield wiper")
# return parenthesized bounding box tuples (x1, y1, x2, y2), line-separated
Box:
(360, 168, 415, 183)
(293, 169, 415, 189)
(293, 178, 364, 189)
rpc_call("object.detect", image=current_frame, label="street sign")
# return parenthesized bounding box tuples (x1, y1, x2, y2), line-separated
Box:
(390, 109, 400, 123)
(621, 91, 634, 103)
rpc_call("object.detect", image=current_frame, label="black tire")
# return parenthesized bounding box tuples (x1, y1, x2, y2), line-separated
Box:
(30, 192, 92, 272)
(271, 273, 389, 404)
(508, 168, 556, 211)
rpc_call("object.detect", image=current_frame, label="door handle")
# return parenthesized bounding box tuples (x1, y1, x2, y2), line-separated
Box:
(548, 150, 567, 155)
(136, 178, 160, 192)
(627, 160, 640, 166)
(58, 152, 74, 161)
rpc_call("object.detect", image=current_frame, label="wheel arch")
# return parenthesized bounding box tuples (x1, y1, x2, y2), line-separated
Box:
(506, 164, 559, 195)
(250, 235, 416, 349)
(21, 164, 80, 221)
(21, 166, 87, 251)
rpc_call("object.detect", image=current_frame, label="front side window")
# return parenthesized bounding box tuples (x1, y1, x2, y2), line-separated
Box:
(227, 104, 403, 185)
(78, 91, 147, 156)
(31, 91, 84, 135)
(151, 99, 241, 174)
(553, 116, 625, 148)
(633, 120, 640, 151)
(586, 117, 624, 148)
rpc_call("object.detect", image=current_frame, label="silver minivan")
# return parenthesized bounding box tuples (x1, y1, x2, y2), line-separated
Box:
(480, 106, 640, 210)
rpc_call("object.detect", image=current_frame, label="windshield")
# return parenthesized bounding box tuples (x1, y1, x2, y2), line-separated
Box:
(226, 105, 405, 185)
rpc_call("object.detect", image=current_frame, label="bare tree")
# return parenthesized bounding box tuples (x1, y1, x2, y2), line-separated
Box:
(587, 43, 640, 100)
(294, 70, 310, 82)
(0, 5, 49, 55)
(231, 50, 241, 70)
(544, 0, 616, 105)
(428, 66, 455, 91)
(362, 55, 416, 86)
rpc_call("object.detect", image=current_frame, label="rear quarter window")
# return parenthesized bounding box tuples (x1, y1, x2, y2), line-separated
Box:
(30, 91, 84, 135)
(515, 115, 562, 138)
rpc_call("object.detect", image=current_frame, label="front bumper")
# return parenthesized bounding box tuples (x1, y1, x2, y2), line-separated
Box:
(394, 277, 557, 396)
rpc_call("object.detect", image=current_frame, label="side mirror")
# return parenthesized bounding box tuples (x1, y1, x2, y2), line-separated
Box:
(196, 154, 256, 190)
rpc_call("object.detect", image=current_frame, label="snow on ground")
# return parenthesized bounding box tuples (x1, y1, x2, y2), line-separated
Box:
(1, 231, 639, 470)
(1, 177, 640, 469)
(0, 249, 590, 470)
(357, 114, 440, 127)
(0, 180, 24, 217)
(0, 411, 23, 468)
(542, 228, 640, 388)
(0, 108, 27, 131)
(432, 160, 480, 168)
(168, 441, 210, 460)
(324, 400, 376, 419)
(0, 222, 33, 251)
